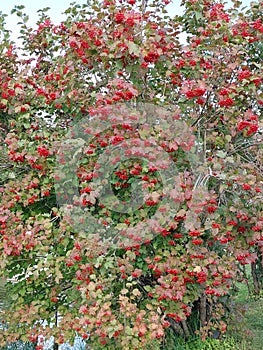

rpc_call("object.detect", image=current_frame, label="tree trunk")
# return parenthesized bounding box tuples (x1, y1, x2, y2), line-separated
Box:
(166, 317, 184, 336)
(53, 308, 60, 350)
(181, 320, 191, 338)
(200, 292, 207, 326)
(251, 262, 260, 295)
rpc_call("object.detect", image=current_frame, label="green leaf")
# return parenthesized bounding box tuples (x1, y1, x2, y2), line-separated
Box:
(195, 12, 203, 20)
(127, 42, 140, 56)
(37, 7, 51, 13)
(216, 150, 227, 159)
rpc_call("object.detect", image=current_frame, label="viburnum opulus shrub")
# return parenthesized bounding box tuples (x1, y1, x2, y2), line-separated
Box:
(0, 0, 262, 349)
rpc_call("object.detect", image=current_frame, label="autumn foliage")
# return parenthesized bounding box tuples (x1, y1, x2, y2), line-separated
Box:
(0, 0, 262, 349)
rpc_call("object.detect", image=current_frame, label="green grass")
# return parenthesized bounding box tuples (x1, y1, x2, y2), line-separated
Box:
(159, 281, 263, 350)
(229, 282, 263, 350)
(160, 335, 242, 350)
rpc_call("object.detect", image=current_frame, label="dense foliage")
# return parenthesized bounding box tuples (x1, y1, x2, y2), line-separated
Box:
(0, 0, 262, 349)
